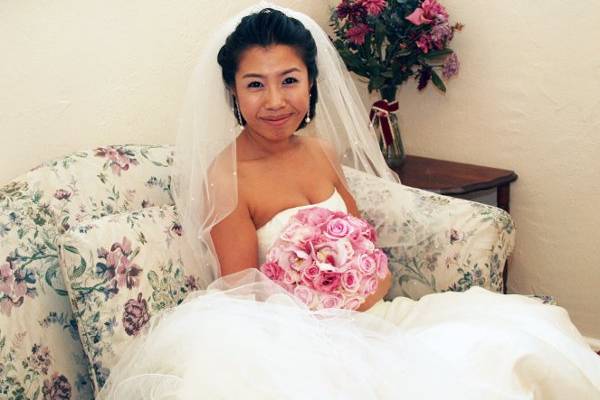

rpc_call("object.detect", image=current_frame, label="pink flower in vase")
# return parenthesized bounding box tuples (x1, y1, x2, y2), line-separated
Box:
(358, 0, 387, 16)
(416, 34, 432, 53)
(442, 53, 460, 79)
(406, 0, 449, 25)
(421, 0, 449, 23)
(346, 23, 372, 46)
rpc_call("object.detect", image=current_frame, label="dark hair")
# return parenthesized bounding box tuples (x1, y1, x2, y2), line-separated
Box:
(217, 8, 318, 129)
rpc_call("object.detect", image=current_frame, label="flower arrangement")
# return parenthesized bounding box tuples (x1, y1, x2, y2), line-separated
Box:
(330, 0, 462, 99)
(259, 207, 389, 311)
(330, 0, 463, 168)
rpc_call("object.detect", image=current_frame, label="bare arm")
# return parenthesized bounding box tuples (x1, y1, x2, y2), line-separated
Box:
(210, 195, 259, 277)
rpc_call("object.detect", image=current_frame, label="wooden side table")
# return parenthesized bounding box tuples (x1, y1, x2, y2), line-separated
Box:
(391, 155, 518, 292)
(393, 155, 518, 212)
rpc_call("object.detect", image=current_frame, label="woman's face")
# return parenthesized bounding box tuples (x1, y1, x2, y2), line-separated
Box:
(233, 44, 311, 142)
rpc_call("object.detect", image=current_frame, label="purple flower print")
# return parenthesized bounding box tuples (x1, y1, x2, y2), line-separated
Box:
(42, 373, 71, 400)
(94, 146, 139, 176)
(116, 256, 142, 289)
(27, 344, 52, 375)
(0, 259, 35, 316)
(53, 189, 72, 201)
(122, 293, 150, 336)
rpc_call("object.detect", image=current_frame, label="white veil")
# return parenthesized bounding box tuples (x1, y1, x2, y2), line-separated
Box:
(171, 1, 400, 288)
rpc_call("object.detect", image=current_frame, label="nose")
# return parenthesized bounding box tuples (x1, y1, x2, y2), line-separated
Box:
(265, 86, 285, 110)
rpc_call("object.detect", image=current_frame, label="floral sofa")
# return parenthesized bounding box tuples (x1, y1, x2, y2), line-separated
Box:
(0, 144, 516, 399)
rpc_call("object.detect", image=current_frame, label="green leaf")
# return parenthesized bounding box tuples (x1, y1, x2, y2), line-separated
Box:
(431, 70, 447, 92)
(71, 256, 87, 279)
(421, 48, 453, 60)
(147, 270, 159, 289)
(62, 244, 80, 254)
(45, 265, 68, 296)
(368, 75, 386, 92)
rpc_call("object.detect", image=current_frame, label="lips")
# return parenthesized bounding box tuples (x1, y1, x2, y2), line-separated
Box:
(261, 113, 293, 126)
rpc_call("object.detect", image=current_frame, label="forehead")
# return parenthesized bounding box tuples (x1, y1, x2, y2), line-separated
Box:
(236, 44, 306, 75)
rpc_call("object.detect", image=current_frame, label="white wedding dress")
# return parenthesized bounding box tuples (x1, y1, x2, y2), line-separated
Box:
(100, 190, 600, 399)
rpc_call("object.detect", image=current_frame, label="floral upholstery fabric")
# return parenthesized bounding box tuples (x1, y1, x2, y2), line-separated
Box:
(0, 144, 517, 399)
(343, 167, 515, 300)
(0, 145, 173, 400)
(59, 205, 204, 394)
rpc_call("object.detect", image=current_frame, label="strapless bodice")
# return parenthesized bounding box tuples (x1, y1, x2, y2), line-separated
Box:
(256, 189, 347, 265)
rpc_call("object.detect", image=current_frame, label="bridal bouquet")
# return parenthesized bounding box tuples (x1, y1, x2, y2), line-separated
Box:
(259, 207, 389, 310)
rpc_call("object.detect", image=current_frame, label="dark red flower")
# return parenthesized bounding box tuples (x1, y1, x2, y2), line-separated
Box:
(122, 293, 150, 336)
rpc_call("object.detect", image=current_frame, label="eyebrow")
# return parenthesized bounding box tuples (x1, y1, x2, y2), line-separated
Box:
(241, 67, 302, 79)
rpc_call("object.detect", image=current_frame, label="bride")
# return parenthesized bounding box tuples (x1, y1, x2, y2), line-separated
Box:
(99, 4, 600, 399)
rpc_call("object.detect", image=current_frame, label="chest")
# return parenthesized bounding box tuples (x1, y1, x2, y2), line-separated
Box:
(237, 151, 337, 229)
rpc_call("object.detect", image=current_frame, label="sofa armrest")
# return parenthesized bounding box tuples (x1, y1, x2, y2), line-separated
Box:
(344, 167, 515, 300)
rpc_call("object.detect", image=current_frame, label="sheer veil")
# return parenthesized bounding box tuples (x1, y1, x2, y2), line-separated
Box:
(172, 1, 400, 288)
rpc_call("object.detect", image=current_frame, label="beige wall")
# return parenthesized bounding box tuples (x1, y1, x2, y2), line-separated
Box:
(387, 1, 600, 338)
(2, 1, 599, 338)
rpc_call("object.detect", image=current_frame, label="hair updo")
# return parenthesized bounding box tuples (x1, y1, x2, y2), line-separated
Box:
(217, 8, 318, 129)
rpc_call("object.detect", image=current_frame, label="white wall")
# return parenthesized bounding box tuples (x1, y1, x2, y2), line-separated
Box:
(2, 0, 599, 338)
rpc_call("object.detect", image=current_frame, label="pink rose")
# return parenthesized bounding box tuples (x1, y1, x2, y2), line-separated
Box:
(303, 264, 321, 280)
(360, 276, 379, 296)
(319, 293, 343, 309)
(260, 261, 285, 281)
(373, 250, 390, 279)
(356, 253, 377, 275)
(341, 270, 360, 293)
(325, 217, 354, 239)
(280, 222, 319, 244)
(294, 285, 317, 308)
(344, 296, 365, 311)
(313, 271, 342, 293)
(293, 207, 331, 227)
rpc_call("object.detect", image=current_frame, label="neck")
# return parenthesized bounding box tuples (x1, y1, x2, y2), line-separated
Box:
(240, 128, 298, 159)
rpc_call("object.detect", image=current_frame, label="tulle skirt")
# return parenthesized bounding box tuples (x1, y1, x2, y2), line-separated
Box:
(99, 270, 600, 399)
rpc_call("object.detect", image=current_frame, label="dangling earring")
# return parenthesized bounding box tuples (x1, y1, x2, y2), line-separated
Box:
(305, 94, 311, 124)
(234, 97, 243, 127)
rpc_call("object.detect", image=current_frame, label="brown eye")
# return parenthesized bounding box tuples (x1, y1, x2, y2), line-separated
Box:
(283, 77, 298, 85)
(247, 81, 263, 88)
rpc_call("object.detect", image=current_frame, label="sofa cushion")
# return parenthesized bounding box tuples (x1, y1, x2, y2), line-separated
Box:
(343, 167, 515, 299)
(59, 205, 206, 394)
